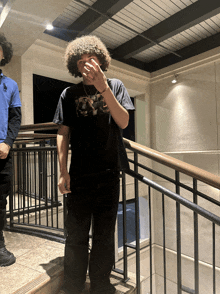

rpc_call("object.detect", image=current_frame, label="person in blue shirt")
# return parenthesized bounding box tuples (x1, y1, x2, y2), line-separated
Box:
(0, 33, 21, 267)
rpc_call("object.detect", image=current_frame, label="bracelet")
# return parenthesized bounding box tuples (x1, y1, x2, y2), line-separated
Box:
(99, 86, 109, 95)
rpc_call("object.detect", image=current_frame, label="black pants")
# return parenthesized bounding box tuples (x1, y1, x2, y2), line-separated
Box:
(63, 175, 120, 294)
(0, 153, 12, 231)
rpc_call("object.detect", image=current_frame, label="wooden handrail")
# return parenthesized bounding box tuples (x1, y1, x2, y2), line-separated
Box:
(19, 122, 58, 132)
(17, 133, 57, 138)
(123, 138, 220, 190)
(17, 123, 220, 190)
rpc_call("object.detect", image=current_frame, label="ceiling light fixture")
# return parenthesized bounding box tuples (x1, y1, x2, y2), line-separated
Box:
(46, 24, 54, 30)
(172, 74, 178, 84)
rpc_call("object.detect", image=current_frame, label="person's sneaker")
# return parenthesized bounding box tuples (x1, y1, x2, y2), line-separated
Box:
(0, 246, 16, 267)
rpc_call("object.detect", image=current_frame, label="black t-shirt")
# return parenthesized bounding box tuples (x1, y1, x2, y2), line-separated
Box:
(53, 78, 135, 182)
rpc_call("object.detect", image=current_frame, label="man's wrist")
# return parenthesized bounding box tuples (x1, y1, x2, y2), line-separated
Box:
(4, 142, 11, 149)
(99, 86, 109, 95)
(60, 170, 69, 176)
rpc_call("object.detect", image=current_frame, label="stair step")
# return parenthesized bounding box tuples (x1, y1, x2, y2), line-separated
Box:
(13, 263, 138, 294)
(1, 231, 141, 294)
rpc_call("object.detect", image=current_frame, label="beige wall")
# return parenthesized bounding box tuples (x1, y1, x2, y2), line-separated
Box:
(3, 55, 22, 89)
(150, 49, 220, 293)
(150, 50, 220, 170)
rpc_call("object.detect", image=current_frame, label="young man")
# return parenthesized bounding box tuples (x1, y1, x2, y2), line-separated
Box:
(0, 33, 22, 267)
(53, 35, 135, 294)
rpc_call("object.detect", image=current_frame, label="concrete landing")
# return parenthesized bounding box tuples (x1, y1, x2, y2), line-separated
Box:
(0, 231, 137, 294)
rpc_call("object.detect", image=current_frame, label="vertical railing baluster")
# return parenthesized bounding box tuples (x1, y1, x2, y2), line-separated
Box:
(149, 186, 152, 294)
(22, 144, 26, 223)
(162, 193, 167, 294)
(27, 152, 30, 224)
(54, 147, 59, 229)
(39, 149, 42, 225)
(34, 151, 37, 224)
(17, 148, 21, 224)
(9, 150, 14, 228)
(193, 178, 199, 294)
(122, 170, 128, 282)
(213, 223, 216, 294)
(175, 171, 182, 294)
(51, 148, 54, 228)
(134, 152, 140, 294)
(45, 149, 48, 227)
(29, 151, 32, 209)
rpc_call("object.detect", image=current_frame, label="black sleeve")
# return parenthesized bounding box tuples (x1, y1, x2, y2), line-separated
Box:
(109, 79, 135, 111)
(53, 96, 64, 125)
(4, 107, 22, 147)
(53, 87, 75, 127)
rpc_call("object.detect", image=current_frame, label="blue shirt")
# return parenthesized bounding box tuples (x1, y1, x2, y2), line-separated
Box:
(0, 72, 21, 143)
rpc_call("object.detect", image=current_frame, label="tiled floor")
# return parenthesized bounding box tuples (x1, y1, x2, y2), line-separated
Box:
(0, 231, 137, 294)
(0, 230, 65, 294)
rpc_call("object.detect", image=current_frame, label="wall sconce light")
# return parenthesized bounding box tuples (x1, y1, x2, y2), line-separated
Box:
(172, 74, 178, 84)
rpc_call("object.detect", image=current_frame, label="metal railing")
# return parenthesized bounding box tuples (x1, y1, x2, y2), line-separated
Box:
(122, 139, 220, 294)
(7, 123, 220, 294)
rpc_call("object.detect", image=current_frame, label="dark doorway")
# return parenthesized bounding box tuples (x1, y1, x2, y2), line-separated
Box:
(33, 74, 74, 132)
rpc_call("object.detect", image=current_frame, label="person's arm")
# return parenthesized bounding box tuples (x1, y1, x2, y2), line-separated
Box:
(83, 59, 129, 129)
(57, 124, 71, 194)
(0, 107, 21, 159)
(101, 87, 129, 129)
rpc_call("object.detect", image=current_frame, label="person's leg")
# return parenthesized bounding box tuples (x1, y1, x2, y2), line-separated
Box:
(89, 179, 120, 294)
(0, 154, 15, 266)
(0, 191, 7, 232)
(62, 188, 92, 294)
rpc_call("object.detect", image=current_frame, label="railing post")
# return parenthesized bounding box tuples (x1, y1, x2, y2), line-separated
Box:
(26, 151, 30, 223)
(213, 223, 216, 294)
(149, 186, 152, 294)
(122, 170, 128, 282)
(162, 193, 167, 294)
(9, 149, 14, 228)
(175, 171, 182, 294)
(134, 152, 140, 294)
(22, 143, 26, 223)
(38, 147, 42, 225)
(17, 144, 21, 223)
(54, 144, 59, 228)
(193, 178, 199, 294)
(34, 151, 37, 224)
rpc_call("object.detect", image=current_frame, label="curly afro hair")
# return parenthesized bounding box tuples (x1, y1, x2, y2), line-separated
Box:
(64, 35, 111, 77)
(0, 33, 13, 66)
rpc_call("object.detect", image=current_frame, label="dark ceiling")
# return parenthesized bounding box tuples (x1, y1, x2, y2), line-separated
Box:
(45, 0, 220, 73)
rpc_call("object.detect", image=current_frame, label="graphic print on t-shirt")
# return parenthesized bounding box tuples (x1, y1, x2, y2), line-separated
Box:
(75, 93, 109, 117)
